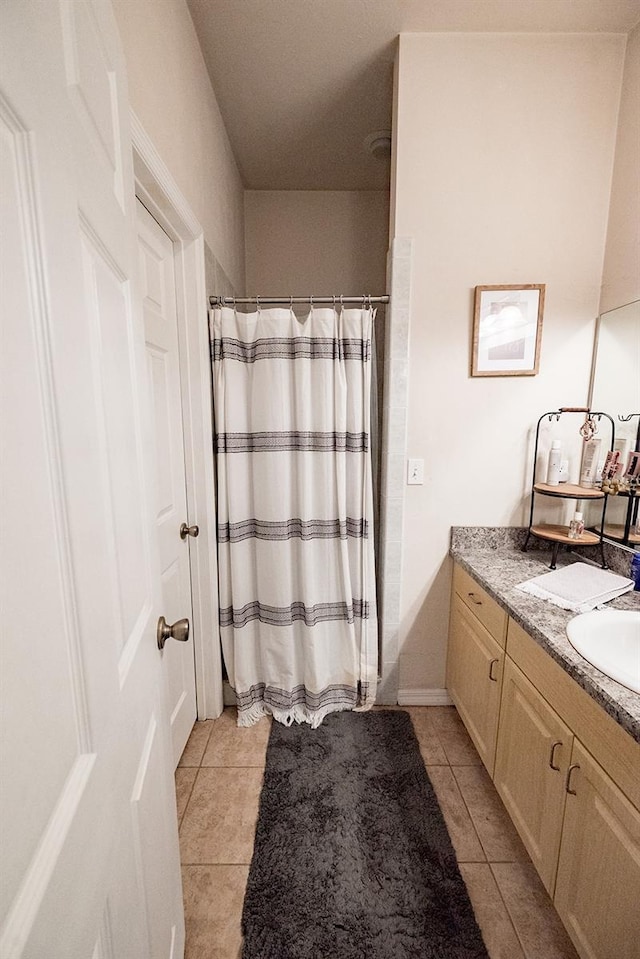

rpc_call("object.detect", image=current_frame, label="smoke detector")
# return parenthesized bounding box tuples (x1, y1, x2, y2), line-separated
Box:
(364, 130, 392, 161)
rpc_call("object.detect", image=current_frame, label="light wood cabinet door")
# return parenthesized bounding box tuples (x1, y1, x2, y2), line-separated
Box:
(555, 739, 640, 959)
(447, 595, 504, 775)
(494, 658, 573, 895)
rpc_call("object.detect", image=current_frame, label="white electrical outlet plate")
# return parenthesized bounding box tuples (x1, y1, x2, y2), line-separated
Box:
(407, 458, 424, 485)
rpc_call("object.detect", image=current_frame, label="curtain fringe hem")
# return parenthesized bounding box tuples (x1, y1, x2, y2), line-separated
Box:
(237, 699, 373, 730)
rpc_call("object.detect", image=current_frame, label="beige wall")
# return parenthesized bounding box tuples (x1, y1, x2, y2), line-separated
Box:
(600, 23, 640, 314)
(244, 191, 389, 294)
(393, 33, 626, 692)
(112, 0, 245, 292)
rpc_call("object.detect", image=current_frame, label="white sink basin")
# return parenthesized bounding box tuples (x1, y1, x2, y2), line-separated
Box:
(566, 610, 640, 694)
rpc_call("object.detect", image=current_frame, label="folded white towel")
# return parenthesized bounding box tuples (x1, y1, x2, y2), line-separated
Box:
(516, 562, 634, 612)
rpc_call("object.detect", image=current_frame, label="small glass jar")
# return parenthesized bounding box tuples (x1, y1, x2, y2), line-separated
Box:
(568, 511, 585, 539)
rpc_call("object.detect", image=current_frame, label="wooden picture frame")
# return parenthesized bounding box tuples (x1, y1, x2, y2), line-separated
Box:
(471, 284, 545, 377)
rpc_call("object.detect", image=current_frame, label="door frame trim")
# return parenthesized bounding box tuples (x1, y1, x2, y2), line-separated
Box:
(130, 110, 223, 720)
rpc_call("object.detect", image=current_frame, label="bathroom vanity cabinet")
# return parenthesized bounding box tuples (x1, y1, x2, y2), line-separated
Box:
(447, 563, 640, 959)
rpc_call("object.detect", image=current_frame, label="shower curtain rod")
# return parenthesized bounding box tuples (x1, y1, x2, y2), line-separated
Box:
(209, 294, 389, 307)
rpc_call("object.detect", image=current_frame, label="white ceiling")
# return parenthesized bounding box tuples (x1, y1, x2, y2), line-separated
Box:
(187, 0, 640, 191)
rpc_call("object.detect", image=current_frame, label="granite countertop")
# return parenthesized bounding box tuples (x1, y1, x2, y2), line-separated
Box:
(450, 528, 640, 744)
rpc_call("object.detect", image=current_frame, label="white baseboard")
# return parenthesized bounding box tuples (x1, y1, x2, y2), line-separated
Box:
(397, 688, 453, 706)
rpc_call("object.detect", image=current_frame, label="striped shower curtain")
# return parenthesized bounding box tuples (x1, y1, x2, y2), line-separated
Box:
(210, 305, 378, 727)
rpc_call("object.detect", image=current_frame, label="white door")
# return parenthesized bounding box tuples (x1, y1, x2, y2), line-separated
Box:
(0, 2, 184, 957)
(137, 199, 198, 766)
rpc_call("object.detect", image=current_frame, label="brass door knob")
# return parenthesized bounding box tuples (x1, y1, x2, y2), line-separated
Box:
(157, 616, 190, 650)
(180, 523, 199, 540)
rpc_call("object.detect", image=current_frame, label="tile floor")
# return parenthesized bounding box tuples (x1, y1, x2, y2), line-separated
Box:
(175, 706, 579, 959)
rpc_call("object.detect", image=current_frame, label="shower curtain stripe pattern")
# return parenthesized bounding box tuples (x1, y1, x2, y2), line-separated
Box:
(219, 599, 370, 628)
(212, 336, 371, 362)
(217, 517, 369, 543)
(235, 682, 365, 713)
(211, 305, 378, 728)
(215, 431, 369, 453)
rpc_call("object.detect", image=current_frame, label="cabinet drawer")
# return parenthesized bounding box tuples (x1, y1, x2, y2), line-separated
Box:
(453, 563, 507, 647)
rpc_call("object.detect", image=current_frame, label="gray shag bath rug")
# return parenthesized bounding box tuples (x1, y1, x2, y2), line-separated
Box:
(241, 709, 489, 959)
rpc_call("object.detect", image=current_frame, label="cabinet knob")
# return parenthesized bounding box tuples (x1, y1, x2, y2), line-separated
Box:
(468, 592, 483, 606)
(488, 658, 500, 682)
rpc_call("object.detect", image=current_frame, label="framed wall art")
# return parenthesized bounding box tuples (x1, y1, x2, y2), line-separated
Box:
(471, 284, 545, 377)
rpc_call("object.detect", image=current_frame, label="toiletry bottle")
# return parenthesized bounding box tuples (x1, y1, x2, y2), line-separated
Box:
(614, 436, 629, 463)
(631, 552, 640, 592)
(580, 438, 602, 488)
(568, 511, 584, 539)
(547, 440, 562, 486)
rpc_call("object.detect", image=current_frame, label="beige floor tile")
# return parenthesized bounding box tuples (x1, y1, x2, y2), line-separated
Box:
(452, 765, 529, 863)
(428, 706, 483, 765)
(182, 864, 248, 959)
(491, 862, 579, 959)
(426, 765, 486, 863)
(175, 767, 198, 826)
(202, 709, 271, 767)
(403, 707, 449, 764)
(459, 862, 526, 959)
(180, 767, 263, 865)
(178, 720, 215, 767)
(419, 747, 448, 769)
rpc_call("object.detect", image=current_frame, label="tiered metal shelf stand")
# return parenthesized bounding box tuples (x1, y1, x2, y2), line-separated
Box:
(523, 408, 614, 569)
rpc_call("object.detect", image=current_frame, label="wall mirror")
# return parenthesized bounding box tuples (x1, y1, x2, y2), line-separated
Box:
(588, 299, 640, 546)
